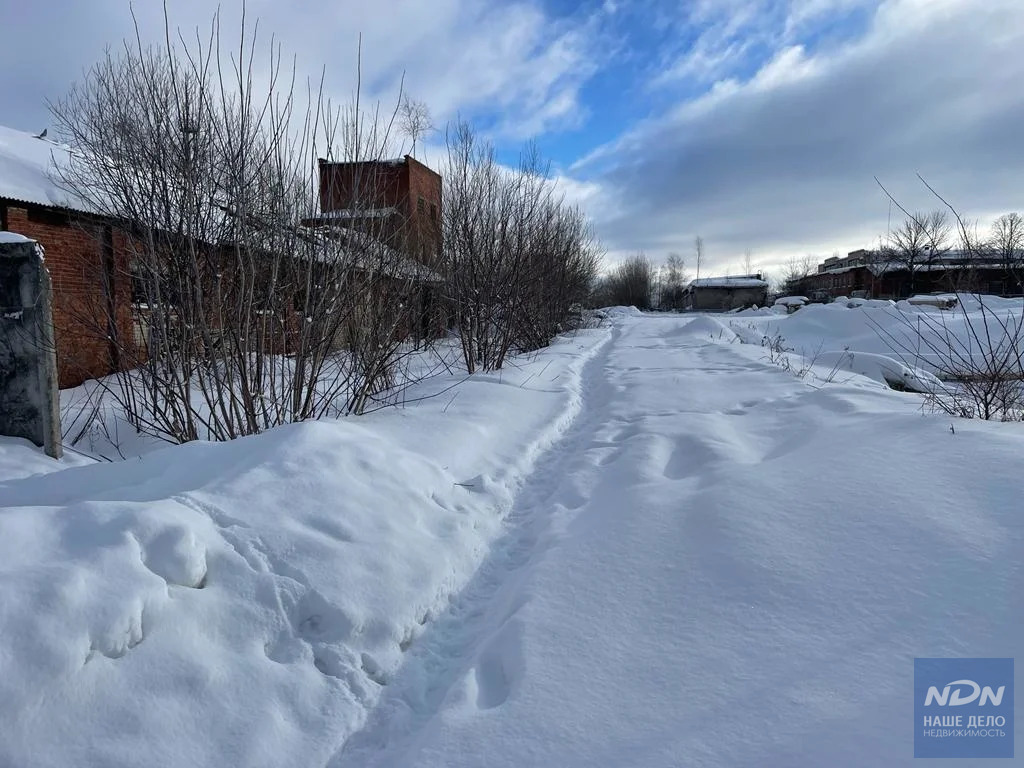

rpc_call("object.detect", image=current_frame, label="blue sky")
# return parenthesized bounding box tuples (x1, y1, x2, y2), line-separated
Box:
(3, 0, 1024, 276)
(521, 0, 878, 170)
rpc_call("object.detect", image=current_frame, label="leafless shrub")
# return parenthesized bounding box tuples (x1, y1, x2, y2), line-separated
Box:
(761, 331, 792, 368)
(442, 123, 600, 373)
(602, 253, 655, 310)
(656, 252, 688, 310)
(50, 7, 439, 443)
(870, 302, 1024, 420)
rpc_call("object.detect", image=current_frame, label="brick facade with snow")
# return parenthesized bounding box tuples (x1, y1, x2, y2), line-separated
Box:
(1, 202, 135, 389)
(1, 125, 450, 389)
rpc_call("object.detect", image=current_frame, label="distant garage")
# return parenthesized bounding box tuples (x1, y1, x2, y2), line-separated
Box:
(682, 274, 769, 311)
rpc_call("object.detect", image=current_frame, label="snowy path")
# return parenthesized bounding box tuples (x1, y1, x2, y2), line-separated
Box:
(335, 313, 1024, 768)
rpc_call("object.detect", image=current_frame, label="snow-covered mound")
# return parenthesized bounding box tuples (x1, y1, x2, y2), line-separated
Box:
(843, 297, 896, 308)
(2, 310, 1023, 767)
(669, 315, 739, 342)
(334, 311, 1024, 768)
(729, 297, 1024, 378)
(774, 295, 808, 307)
(0, 328, 610, 768)
(600, 305, 643, 317)
(0, 230, 33, 244)
(813, 350, 944, 392)
(907, 293, 958, 309)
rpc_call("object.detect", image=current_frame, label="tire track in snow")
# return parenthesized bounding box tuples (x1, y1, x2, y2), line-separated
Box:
(331, 324, 624, 767)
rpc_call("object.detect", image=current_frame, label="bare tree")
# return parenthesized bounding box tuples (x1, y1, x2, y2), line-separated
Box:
(780, 255, 816, 296)
(605, 253, 654, 309)
(694, 236, 704, 282)
(876, 210, 951, 295)
(49, 6, 439, 443)
(658, 252, 688, 309)
(990, 212, 1024, 292)
(399, 96, 434, 158)
(742, 248, 754, 276)
(874, 179, 954, 297)
(441, 122, 600, 373)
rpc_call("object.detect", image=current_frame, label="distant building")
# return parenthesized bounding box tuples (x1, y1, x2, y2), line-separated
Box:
(302, 155, 447, 340)
(304, 155, 443, 269)
(799, 249, 1024, 301)
(682, 274, 769, 311)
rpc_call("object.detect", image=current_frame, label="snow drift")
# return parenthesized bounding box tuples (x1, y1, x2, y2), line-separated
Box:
(731, 296, 1024, 381)
(669, 315, 739, 343)
(812, 350, 944, 392)
(0, 328, 610, 768)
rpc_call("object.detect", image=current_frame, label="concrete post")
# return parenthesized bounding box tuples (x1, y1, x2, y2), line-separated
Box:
(0, 232, 62, 458)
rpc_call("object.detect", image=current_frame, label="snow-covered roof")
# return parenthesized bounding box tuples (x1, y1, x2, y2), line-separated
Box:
(774, 296, 808, 306)
(0, 124, 440, 282)
(302, 224, 443, 282)
(688, 276, 768, 289)
(817, 249, 1017, 276)
(0, 125, 78, 210)
(907, 294, 959, 308)
(356, 252, 443, 282)
(868, 261, 1009, 276)
(305, 207, 398, 221)
(0, 231, 34, 244)
(817, 264, 861, 276)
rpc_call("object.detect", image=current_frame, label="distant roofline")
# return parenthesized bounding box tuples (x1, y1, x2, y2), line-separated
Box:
(316, 153, 442, 180)
(687, 275, 768, 289)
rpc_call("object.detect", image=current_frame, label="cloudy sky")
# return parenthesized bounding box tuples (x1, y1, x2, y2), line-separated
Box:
(2, 0, 1023, 276)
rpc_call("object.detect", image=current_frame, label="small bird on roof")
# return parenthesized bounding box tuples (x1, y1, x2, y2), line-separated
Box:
(35, 128, 47, 139)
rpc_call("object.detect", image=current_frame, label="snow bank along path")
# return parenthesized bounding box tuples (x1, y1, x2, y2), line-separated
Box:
(0, 329, 610, 768)
(2, 310, 1022, 767)
(338, 312, 1023, 768)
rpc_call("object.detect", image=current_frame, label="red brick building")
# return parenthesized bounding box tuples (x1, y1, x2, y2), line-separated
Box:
(1, 125, 135, 388)
(2, 128, 448, 389)
(798, 248, 1024, 301)
(304, 154, 447, 339)
(308, 155, 443, 268)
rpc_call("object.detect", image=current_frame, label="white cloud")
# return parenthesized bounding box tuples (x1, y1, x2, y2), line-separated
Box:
(784, 0, 874, 35)
(568, 0, 1024, 276)
(5, 0, 1020, 283)
(0, 0, 604, 143)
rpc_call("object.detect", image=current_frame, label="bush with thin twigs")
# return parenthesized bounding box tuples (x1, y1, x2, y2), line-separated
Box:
(50, 8, 448, 444)
(442, 123, 601, 373)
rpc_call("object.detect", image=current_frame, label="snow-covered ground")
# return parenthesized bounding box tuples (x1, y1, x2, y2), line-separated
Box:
(730, 293, 1024, 380)
(0, 329, 609, 767)
(1, 309, 1021, 767)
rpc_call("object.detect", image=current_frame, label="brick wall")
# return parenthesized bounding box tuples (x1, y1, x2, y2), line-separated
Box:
(405, 157, 442, 267)
(318, 159, 405, 211)
(2, 203, 135, 388)
(318, 156, 443, 268)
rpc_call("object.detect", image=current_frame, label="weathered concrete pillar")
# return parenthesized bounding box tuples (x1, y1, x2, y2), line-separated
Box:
(0, 232, 62, 458)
